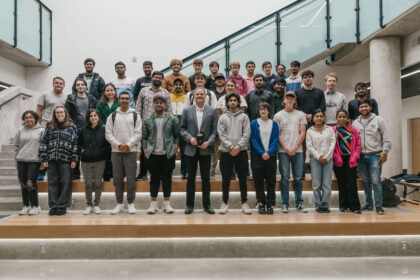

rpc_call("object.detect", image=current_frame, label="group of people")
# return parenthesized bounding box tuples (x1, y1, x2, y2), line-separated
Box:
(13, 57, 391, 217)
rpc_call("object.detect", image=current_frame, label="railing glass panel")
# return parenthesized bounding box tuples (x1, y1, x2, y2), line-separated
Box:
(0, 0, 14, 45)
(17, 0, 40, 59)
(359, 0, 379, 40)
(383, 0, 419, 26)
(41, 6, 51, 64)
(330, 0, 356, 45)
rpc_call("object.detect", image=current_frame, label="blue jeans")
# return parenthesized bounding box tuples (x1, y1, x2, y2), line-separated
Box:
(310, 157, 333, 208)
(358, 154, 383, 207)
(278, 152, 303, 206)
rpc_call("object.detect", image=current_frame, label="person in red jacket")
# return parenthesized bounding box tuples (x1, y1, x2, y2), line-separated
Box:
(333, 109, 361, 213)
(228, 62, 248, 97)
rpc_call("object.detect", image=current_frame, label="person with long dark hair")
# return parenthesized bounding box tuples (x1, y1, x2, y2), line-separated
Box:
(14, 111, 44, 215)
(39, 106, 78, 216)
(333, 110, 362, 213)
(78, 109, 110, 215)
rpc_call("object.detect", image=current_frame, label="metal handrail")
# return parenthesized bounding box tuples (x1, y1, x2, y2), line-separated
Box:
(0, 93, 32, 109)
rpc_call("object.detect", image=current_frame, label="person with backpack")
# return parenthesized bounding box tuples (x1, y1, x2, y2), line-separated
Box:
(184, 72, 218, 108)
(353, 99, 391, 215)
(105, 92, 142, 215)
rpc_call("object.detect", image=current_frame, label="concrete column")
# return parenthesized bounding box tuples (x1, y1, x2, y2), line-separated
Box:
(369, 36, 402, 177)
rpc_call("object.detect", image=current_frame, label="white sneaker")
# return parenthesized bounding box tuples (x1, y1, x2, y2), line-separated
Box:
(219, 202, 228, 214)
(93, 206, 101, 215)
(18, 206, 29, 215)
(241, 203, 252, 215)
(147, 201, 158, 214)
(163, 200, 174, 214)
(111, 203, 124, 215)
(83, 206, 93, 215)
(281, 204, 289, 213)
(127, 203, 136, 214)
(28, 206, 41, 215)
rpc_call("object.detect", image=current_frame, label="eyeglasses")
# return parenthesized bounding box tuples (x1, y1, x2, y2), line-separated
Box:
(119, 97, 130, 100)
(153, 101, 165, 105)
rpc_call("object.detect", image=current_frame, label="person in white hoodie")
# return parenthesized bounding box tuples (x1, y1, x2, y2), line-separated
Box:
(105, 91, 142, 215)
(14, 111, 44, 216)
(217, 93, 251, 215)
(306, 109, 336, 213)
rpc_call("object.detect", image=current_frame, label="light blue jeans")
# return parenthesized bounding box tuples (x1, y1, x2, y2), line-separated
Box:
(278, 152, 304, 206)
(358, 154, 383, 208)
(310, 157, 333, 208)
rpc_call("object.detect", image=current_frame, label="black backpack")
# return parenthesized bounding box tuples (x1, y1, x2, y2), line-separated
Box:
(382, 178, 400, 207)
(111, 111, 138, 127)
(189, 89, 212, 105)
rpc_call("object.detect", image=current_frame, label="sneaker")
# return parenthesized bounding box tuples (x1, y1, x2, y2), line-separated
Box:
(18, 206, 29, 215)
(376, 207, 385, 215)
(163, 201, 174, 214)
(266, 205, 274, 215)
(323, 208, 331, 213)
(362, 205, 374, 211)
(111, 203, 124, 215)
(352, 209, 362, 214)
(56, 208, 66, 216)
(296, 204, 308, 213)
(258, 203, 266, 214)
(127, 203, 136, 214)
(136, 174, 148, 181)
(93, 206, 102, 215)
(241, 203, 252, 215)
(83, 206, 93, 215)
(281, 204, 289, 213)
(49, 208, 57, 216)
(181, 173, 187, 179)
(219, 202, 229, 215)
(147, 201, 158, 214)
(210, 174, 216, 180)
(28, 206, 41, 215)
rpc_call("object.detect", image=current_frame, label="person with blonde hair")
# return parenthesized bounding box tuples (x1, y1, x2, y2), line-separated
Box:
(162, 59, 191, 93)
(228, 61, 248, 97)
(324, 73, 347, 126)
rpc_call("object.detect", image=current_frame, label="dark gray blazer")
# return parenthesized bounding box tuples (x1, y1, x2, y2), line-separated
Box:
(180, 105, 218, 156)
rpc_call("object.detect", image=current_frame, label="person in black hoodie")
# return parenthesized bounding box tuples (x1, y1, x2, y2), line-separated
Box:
(72, 58, 106, 101)
(78, 109, 110, 215)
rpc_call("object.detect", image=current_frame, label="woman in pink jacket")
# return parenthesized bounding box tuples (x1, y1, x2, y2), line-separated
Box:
(333, 110, 361, 213)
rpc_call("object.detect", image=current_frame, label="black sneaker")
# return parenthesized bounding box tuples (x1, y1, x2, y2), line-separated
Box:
(352, 209, 362, 214)
(266, 206, 274, 215)
(49, 208, 57, 216)
(323, 208, 331, 213)
(136, 174, 148, 181)
(376, 207, 385, 215)
(258, 204, 266, 214)
(56, 208, 66, 216)
(181, 173, 187, 180)
(361, 205, 374, 211)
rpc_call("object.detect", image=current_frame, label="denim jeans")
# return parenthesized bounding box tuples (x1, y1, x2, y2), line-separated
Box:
(358, 154, 383, 208)
(310, 157, 333, 208)
(278, 152, 303, 206)
(17, 161, 41, 207)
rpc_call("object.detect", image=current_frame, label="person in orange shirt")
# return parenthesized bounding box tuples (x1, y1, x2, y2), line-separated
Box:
(162, 59, 191, 93)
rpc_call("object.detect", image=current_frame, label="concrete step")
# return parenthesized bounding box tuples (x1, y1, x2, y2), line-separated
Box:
(0, 186, 21, 197)
(0, 167, 17, 176)
(0, 176, 19, 186)
(0, 152, 14, 159)
(0, 197, 22, 211)
(0, 159, 15, 167)
(1, 144, 13, 152)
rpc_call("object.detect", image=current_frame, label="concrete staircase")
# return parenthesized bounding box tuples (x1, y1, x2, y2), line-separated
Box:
(0, 142, 21, 215)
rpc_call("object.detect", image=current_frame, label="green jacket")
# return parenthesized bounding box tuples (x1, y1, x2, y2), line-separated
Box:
(142, 113, 180, 159)
(96, 101, 120, 125)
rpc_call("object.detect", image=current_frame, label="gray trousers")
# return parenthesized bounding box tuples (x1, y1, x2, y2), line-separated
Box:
(210, 139, 220, 176)
(47, 160, 72, 209)
(111, 152, 137, 204)
(81, 160, 105, 206)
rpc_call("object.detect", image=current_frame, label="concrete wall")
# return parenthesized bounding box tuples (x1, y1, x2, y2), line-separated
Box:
(0, 56, 26, 87)
(402, 29, 420, 68)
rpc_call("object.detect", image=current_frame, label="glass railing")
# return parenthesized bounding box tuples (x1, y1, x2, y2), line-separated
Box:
(0, 0, 52, 65)
(162, 0, 419, 77)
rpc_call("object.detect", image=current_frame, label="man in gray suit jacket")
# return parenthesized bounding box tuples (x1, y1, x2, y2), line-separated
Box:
(180, 87, 218, 214)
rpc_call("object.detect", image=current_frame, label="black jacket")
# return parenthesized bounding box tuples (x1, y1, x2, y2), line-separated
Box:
(72, 72, 105, 101)
(77, 124, 110, 162)
(65, 93, 98, 130)
(348, 98, 379, 120)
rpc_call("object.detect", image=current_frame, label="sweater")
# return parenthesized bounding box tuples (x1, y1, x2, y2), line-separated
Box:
(217, 110, 250, 152)
(78, 124, 110, 162)
(296, 87, 326, 116)
(162, 73, 191, 94)
(14, 124, 44, 162)
(96, 101, 120, 125)
(249, 119, 279, 156)
(228, 74, 248, 97)
(306, 125, 336, 161)
(333, 125, 361, 168)
(39, 125, 79, 163)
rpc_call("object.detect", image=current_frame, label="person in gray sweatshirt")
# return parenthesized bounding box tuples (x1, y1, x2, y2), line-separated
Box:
(353, 99, 391, 215)
(14, 111, 44, 216)
(217, 93, 251, 215)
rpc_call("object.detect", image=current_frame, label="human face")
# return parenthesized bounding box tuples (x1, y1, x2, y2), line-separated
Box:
(75, 81, 86, 94)
(313, 112, 324, 125)
(115, 64, 126, 75)
(53, 78, 65, 94)
(284, 96, 296, 109)
(24, 113, 36, 127)
(215, 78, 225, 88)
(194, 88, 206, 105)
(274, 83, 285, 95)
(230, 66, 239, 76)
(89, 111, 99, 127)
(118, 94, 131, 108)
(254, 77, 264, 89)
(302, 75, 314, 87)
(152, 74, 163, 87)
(227, 96, 239, 110)
(195, 76, 206, 87)
(246, 63, 255, 75)
(276, 65, 285, 76)
(143, 65, 153, 76)
(259, 107, 269, 119)
(263, 64, 272, 76)
(171, 63, 181, 73)
(153, 99, 166, 114)
(210, 64, 219, 75)
(326, 77, 337, 91)
(336, 112, 348, 126)
(104, 85, 116, 101)
(193, 63, 202, 73)
(84, 62, 94, 73)
(174, 81, 183, 93)
(55, 108, 66, 123)
(226, 82, 236, 94)
(359, 103, 371, 116)
(356, 86, 368, 99)
(291, 64, 299, 74)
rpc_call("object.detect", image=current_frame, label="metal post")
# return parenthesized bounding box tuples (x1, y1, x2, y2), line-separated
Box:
(39, 2, 42, 61)
(13, 0, 17, 47)
(224, 39, 230, 78)
(379, 0, 384, 28)
(275, 12, 281, 66)
(325, 0, 331, 48)
(49, 11, 52, 65)
(355, 0, 360, 43)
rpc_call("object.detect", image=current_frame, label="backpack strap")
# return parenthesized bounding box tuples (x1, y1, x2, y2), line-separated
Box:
(112, 111, 137, 127)
(111, 111, 117, 124)
(132, 111, 137, 127)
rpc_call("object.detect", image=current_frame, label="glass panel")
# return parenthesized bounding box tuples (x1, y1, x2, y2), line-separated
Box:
(0, 0, 14, 45)
(280, 0, 327, 68)
(359, 0, 379, 40)
(41, 6, 51, 64)
(16, 0, 40, 59)
(383, 0, 419, 25)
(330, 0, 356, 45)
(230, 15, 277, 76)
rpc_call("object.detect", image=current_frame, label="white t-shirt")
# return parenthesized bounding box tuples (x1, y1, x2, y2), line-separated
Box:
(37, 91, 68, 126)
(257, 118, 273, 152)
(111, 76, 136, 107)
(184, 89, 217, 108)
(273, 109, 307, 152)
(216, 94, 247, 114)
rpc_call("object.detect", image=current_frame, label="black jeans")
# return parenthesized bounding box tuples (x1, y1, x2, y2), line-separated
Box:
(186, 151, 211, 208)
(47, 160, 73, 209)
(148, 154, 175, 197)
(138, 149, 148, 177)
(252, 155, 276, 206)
(17, 161, 41, 207)
(177, 115, 187, 175)
(220, 150, 248, 204)
(333, 155, 361, 211)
